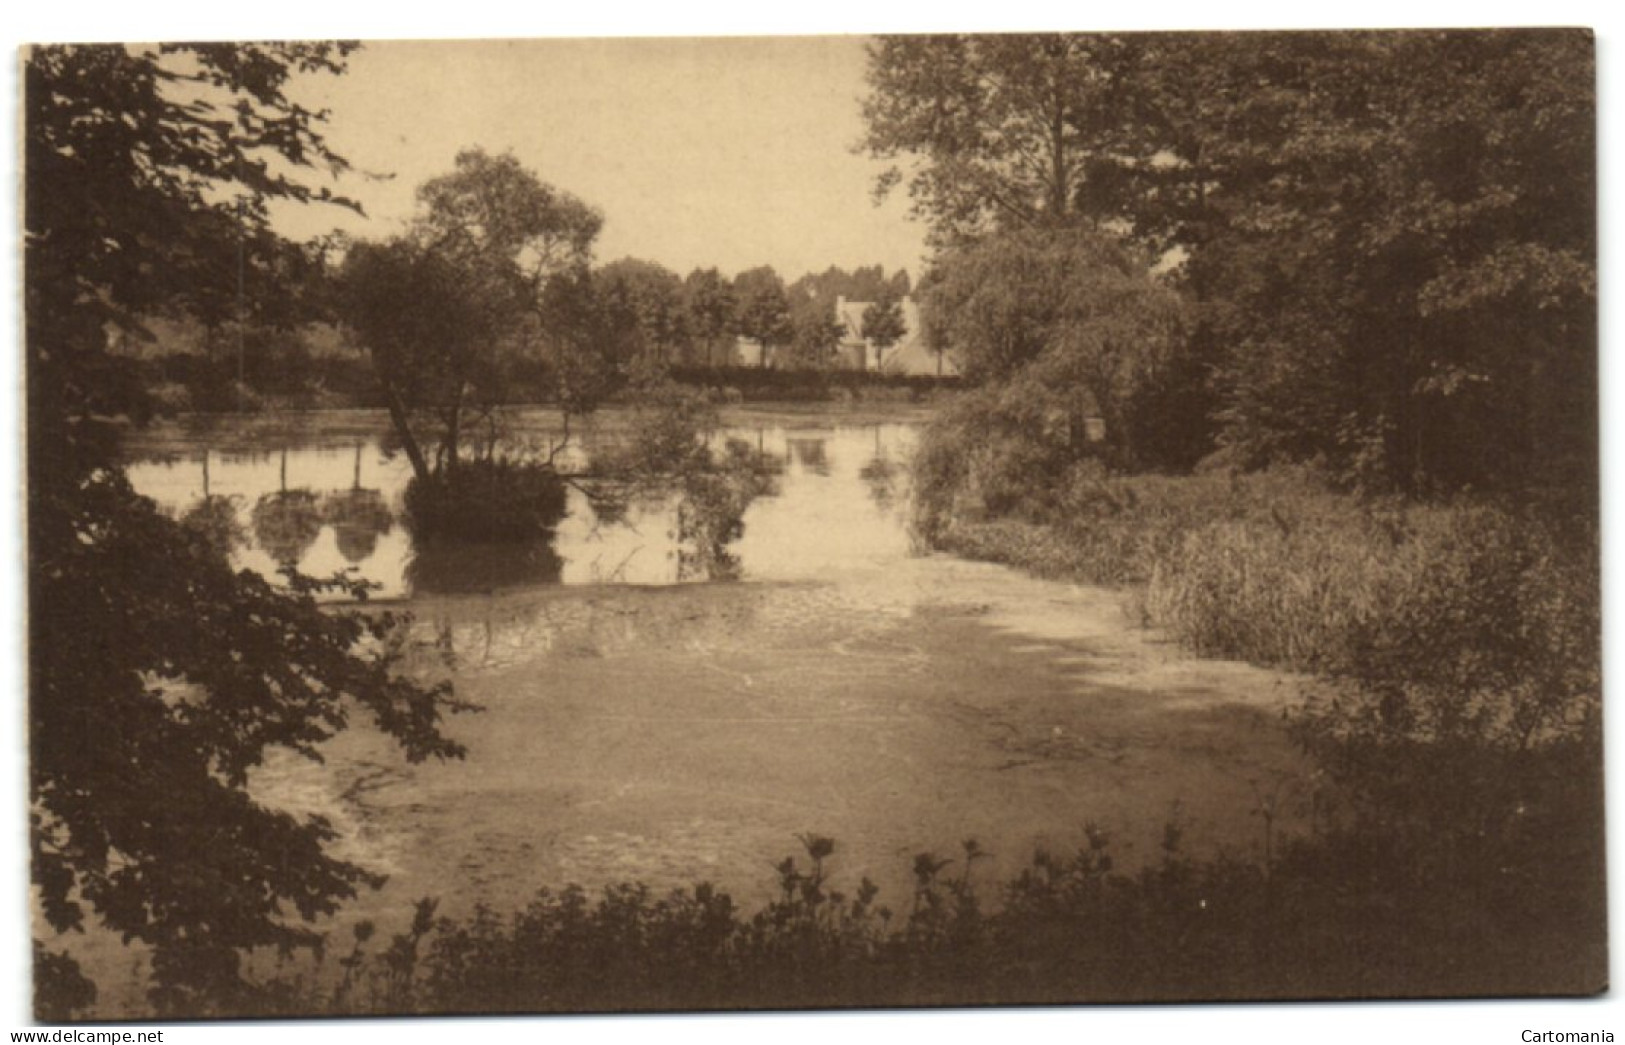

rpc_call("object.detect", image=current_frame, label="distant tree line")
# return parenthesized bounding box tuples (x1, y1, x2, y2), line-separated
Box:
(118, 227, 921, 416)
(866, 30, 1594, 492)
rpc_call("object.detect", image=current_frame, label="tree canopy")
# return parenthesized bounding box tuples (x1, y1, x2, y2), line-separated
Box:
(596, 257, 690, 362)
(341, 149, 609, 479)
(867, 29, 1595, 491)
(920, 226, 1184, 464)
(861, 35, 1137, 246)
(859, 288, 909, 361)
(730, 266, 794, 363)
(682, 267, 738, 366)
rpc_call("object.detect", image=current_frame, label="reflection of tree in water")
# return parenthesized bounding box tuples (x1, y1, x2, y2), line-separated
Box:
(786, 437, 831, 476)
(675, 439, 780, 581)
(179, 495, 245, 559)
(250, 489, 323, 566)
(321, 489, 395, 563)
(405, 540, 565, 595)
(859, 454, 900, 511)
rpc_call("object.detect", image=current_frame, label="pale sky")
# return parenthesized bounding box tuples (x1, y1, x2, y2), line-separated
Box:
(271, 37, 929, 281)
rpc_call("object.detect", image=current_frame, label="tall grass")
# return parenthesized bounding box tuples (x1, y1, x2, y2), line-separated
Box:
(914, 398, 1599, 744)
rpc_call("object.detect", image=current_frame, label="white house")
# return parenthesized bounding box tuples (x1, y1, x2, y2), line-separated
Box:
(833, 295, 959, 376)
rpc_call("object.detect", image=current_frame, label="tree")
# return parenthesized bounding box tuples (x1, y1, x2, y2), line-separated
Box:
(1180, 31, 1596, 489)
(731, 266, 793, 366)
(342, 149, 605, 479)
(784, 290, 846, 370)
(859, 289, 908, 368)
(340, 237, 509, 481)
(865, 29, 1596, 490)
(416, 147, 602, 286)
(536, 267, 645, 416)
(860, 34, 1139, 246)
(26, 43, 469, 1016)
(683, 267, 737, 366)
(920, 226, 1184, 463)
(784, 265, 912, 329)
(595, 257, 689, 364)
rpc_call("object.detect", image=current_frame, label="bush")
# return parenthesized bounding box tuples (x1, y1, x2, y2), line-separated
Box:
(912, 381, 1102, 543)
(403, 458, 568, 544)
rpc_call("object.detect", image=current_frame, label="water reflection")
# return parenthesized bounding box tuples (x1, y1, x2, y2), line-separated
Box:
(674, 439, 782, 582)
(859, 454, 900, 512)
(127, 418, 919, 596)
(251, 490, 324, 566)
(322, 489, 395, 563)
(180, 495, 245, 559)
(786, 437, 831, 477)
(405, 541, 566, 595)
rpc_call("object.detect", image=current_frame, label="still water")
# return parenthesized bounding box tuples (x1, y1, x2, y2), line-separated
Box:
(125, 412, 918, 597)
(85, 406, 1308, 1019)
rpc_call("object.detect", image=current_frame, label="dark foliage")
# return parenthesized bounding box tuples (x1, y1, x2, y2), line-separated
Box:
(867, 30, 1595, 494)
(26, 42, 471, 1014)
(402, 458, 569, 544)
(31, 471, 472, 1014)
(859, 287, 908, 360)
(235, 797, 1603, 1017)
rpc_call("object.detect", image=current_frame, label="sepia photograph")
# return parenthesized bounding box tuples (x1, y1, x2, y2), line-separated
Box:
(14, 8, 1610, 1034)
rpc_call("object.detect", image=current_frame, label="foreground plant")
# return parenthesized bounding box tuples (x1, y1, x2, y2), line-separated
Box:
(195, 796, 1606, 1020)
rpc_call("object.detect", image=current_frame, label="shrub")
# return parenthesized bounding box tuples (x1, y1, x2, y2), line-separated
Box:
(912, 382, 1101, 543)
(673, 438, 781, 580)
(403, 458, 568, 544)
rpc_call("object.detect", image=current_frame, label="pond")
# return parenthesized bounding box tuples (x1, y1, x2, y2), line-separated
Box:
(124, 408, 920, 596)
(90, 404, 1311, 1017)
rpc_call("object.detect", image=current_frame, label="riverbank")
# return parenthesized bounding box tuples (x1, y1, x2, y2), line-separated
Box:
(52, 534, 1604, 1016)
(118, 401, 943, 459)
(135, 348, 961, 416)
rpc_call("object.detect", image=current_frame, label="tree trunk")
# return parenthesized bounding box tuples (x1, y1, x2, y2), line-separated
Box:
(382, 382, 432, 483)
(1049, 97, 1070, 220)
(441, 380, 466, 477)
(444, 411, 461, 477)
